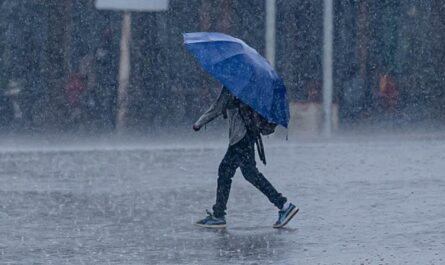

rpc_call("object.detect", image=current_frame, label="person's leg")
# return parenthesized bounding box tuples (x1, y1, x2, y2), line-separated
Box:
(239, 137, 287, 209)
(212, 144, 241, 218)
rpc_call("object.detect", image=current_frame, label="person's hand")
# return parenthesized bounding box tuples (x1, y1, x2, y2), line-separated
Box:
(193, 124, 200, 131)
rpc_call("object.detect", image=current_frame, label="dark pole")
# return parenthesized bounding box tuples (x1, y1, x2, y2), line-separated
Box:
(357, 0, 369, 81)
(46, 0, 71, 129)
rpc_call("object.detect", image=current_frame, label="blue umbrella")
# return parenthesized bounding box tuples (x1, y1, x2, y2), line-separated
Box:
(183, 32, 290, 128)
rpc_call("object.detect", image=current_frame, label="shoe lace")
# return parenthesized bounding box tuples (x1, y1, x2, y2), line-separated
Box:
(206, 209, 213, 217)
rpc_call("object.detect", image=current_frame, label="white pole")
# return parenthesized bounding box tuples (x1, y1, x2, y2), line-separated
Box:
(116, 12, 132, 131)
(265, 0, 276, 67)
(322, 0, 334, 136)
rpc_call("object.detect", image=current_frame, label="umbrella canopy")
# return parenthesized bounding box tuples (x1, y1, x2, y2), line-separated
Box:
(183, 32, 290, 128)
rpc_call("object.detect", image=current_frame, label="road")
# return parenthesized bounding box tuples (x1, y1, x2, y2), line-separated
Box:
(0, 135, 444, 264)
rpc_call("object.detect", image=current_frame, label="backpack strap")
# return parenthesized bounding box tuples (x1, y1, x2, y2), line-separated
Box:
(237, 101, 258, 135)
(236, 101, 267, 165)
(255, 134, 266, 165)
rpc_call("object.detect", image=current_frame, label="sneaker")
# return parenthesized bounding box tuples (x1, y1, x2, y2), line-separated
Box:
(194, 210, 227, 228)
(273, 203, 299, 228)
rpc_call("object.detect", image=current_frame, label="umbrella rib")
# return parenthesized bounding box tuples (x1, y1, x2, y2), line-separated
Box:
(208, 52, 250, 67)
(185, 40, 258, 58)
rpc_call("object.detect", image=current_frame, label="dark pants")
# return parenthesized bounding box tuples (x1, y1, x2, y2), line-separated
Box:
(212, 134, 287, 218)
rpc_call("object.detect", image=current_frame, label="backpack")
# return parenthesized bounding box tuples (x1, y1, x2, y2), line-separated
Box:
(238, 102, 277, 136)
(223, 97, 276, 165)
(238, 102, 277, 166)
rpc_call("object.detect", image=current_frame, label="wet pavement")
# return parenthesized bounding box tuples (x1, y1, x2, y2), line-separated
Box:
(1, 136, 445, 264)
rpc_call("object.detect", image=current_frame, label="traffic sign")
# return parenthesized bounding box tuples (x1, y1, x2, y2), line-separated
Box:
(95, 0, 169, 12)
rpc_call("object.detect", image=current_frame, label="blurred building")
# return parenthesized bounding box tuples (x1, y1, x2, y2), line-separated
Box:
(0, 0, 445, 132)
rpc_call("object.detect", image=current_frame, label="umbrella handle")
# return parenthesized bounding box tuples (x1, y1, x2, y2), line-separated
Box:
(207, 85, 219, 99)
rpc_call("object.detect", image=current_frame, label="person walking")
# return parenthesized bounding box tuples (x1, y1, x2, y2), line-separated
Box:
(193, 86, 298, 229)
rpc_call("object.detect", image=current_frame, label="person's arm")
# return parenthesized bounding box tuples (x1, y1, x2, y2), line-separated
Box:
(193, 87, 230, 130)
